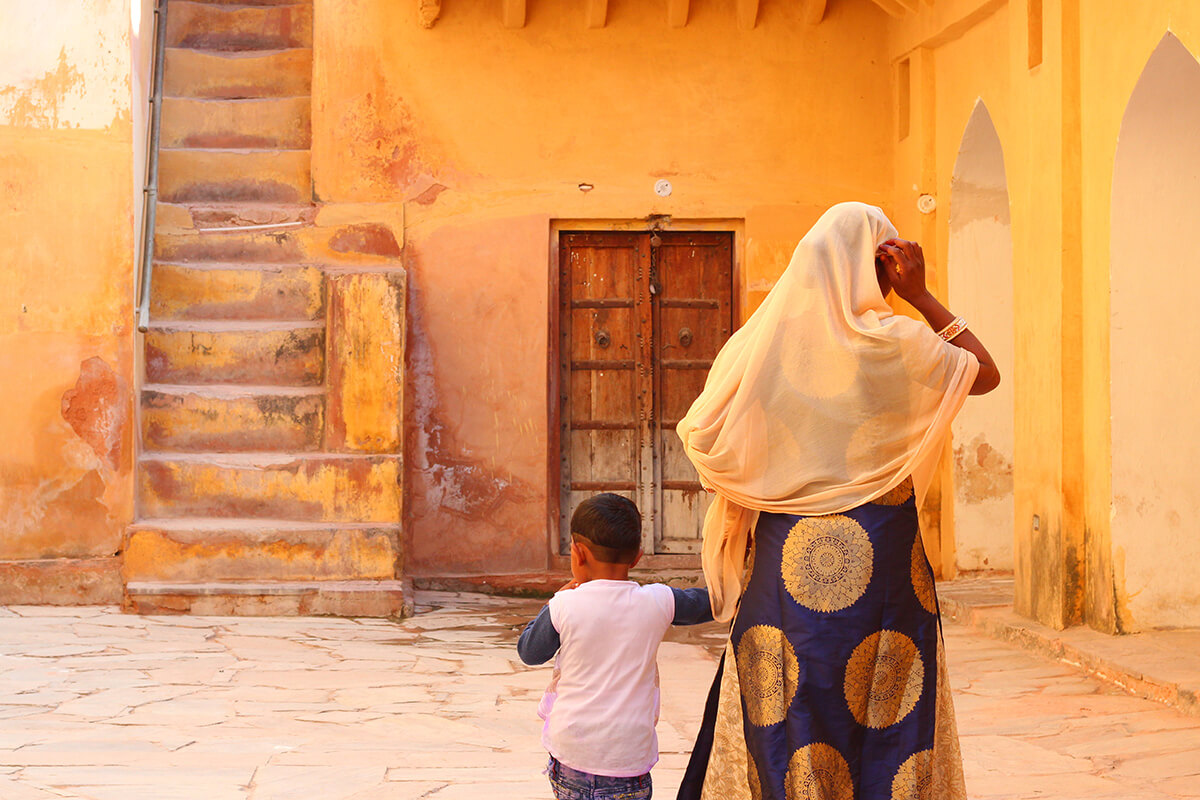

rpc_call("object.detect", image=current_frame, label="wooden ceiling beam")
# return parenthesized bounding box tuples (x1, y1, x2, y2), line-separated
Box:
(502, 0, 526, 28)
(586, 0, 608, 28)
(803, 0, 827, 25)
(418, 0, 441, 28)
(869, 0, 910, 17)
(737, 0, 760, 30)
(667, 0, 689, 28)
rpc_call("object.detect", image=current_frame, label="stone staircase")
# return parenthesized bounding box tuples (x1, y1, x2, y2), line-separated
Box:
(124, 0, 410, 617)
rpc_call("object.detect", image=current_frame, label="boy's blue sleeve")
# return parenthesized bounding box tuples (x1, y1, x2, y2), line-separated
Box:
(517, 604, 560, 665)
(671, 587, 714, 625)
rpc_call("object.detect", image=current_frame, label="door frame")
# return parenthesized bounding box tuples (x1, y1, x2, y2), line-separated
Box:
(546, 218, 746, 572)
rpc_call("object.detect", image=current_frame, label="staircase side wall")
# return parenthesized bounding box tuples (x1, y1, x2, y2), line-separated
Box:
(0, 0, 138, 604)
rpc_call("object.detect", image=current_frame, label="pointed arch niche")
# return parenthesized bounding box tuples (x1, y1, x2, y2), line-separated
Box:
(947, 100, 1014, 573)
(1110, 33, 1200, 630)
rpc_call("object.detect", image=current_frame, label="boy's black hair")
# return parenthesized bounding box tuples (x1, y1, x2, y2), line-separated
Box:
(570, 493, 642, 564)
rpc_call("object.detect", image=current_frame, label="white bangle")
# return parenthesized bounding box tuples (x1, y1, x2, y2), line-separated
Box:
(936, 316, 968, 341)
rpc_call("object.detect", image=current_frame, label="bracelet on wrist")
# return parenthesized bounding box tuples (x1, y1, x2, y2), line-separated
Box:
(935, 316, 968, 342)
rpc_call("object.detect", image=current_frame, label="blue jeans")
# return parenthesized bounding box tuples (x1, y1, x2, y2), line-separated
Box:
(546, 756, 652, 800)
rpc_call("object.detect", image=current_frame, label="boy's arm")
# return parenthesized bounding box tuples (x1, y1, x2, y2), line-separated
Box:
(517, 605, 561, 665)
(670, 586, 714, 625)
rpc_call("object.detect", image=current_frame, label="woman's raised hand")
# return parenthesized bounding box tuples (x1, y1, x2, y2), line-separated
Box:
(876, 237, 1001, 395)
(876, 239, 929, 305)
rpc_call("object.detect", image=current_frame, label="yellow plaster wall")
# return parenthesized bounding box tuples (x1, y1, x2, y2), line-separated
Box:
(0, 2, 136, 594)
(1078, 4, 1200, 632)
(312, 0, 896, 575)
(889, 0, 1200, 631)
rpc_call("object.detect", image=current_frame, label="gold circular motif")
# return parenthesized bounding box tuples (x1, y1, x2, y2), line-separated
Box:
(844, 630, 925, 729)
(875, 477, 915, 506)
(737, 624, 800, 727)
(747, 749, 763, 800)
(891, 748, 933, 800)
(785, 742, 854, 800)
(781, 515, 874, 613)
(910, 534, 937, 615)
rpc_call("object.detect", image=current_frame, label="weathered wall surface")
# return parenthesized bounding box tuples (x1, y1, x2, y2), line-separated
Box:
(892, 0, 1200, 631)
(0, 1, 135, 603)
(312, 0, 895, 575)
(1079, 6, 1200, 632)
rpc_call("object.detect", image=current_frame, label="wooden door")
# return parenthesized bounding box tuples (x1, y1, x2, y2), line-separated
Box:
(558, 231, 733, 556)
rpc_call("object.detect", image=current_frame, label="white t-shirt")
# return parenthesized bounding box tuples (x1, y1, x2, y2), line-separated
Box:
(538, 580, 676, 777)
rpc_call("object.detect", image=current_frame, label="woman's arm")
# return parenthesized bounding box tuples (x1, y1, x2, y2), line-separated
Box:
(877, 239, 1001, 395)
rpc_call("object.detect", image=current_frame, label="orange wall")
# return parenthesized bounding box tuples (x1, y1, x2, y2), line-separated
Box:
(0, 1, 136, 601)
(311, 0, 895, 575)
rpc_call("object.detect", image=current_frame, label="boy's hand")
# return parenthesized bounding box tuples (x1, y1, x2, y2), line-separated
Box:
(557, 579, 581, 592)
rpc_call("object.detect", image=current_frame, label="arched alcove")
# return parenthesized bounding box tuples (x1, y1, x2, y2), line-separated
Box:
(948, 100, 1015, 573)
(1111, 33, 1200, 629)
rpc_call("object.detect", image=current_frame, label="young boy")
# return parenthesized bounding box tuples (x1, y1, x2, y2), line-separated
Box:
(517, 493, 713, 800)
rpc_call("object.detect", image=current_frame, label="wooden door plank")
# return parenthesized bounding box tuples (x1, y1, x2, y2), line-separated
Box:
(559, 233, 646, 553)
(654, 232, 733, 553)
(635, 234, 657, 553)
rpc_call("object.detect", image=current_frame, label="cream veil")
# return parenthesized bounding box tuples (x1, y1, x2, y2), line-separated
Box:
(677, 202, 979, 621)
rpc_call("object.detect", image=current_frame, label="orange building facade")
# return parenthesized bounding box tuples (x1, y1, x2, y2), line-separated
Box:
(1, 0, 1197, 633)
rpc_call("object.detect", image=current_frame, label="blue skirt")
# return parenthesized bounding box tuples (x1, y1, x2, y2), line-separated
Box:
(678, 480, 966, 800)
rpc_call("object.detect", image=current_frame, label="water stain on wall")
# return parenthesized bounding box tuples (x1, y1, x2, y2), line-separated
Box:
(954, 432, 1014, 503)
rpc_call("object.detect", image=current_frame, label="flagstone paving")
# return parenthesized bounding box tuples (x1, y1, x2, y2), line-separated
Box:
(1, 593, 1198, 799)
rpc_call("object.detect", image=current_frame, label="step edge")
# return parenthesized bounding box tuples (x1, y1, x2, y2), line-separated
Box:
(159, 146, 311, 154)
(142, 383, 326, 396)
(129, 519, 401, 531)
(161, 96, 312, 106)
(165, 46, 313, 58)
(125, 579, 408, 596)
(146, 319, 326, 331)
(138, 452, 399, 463)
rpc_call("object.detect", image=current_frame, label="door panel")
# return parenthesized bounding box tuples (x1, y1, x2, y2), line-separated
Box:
(653, 233, 733, 554)
(558, 231, 732, 555)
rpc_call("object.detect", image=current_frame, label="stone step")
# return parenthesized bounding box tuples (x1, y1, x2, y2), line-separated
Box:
(164, 48, 312, 99)
(123, 520, 399, 583)
(141, 385, 325, 452)
(158, 148, 310, 204)
(161, 97, 311, 149)
(123, 579, 411, 618)
(166, 2, 313, 51)
(138, 453, 402, 522)
(149, 262, 324, 321)
(145, 321, 324, 385)
(157, 201, 316, 230)
(188, 0, 313, 6)
(154, 222, 402, 265)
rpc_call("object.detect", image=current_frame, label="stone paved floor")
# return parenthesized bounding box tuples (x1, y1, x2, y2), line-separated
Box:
(1, 593, 1198, 800)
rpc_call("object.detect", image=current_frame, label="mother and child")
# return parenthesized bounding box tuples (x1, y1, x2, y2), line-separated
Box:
(518, 202, 1001, 800)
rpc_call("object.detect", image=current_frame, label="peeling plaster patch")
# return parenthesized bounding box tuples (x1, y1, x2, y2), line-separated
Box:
(954, 433, 1014, 503)
(61, 357, 129, 471)
(0, 1, 130, 130)
(329, 224, 402, 257)
(345, 90, 441, 195)
(0, 51, 84, 128)
(412, 183, 448, 206)
(405, 276, 530, 523)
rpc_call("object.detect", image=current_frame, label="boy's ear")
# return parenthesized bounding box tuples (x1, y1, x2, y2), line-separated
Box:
(570, 539, 589, 566)
(630, 549, 643, 569)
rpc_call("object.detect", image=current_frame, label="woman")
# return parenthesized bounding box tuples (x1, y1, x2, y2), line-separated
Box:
(676, 202, 998, 800)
